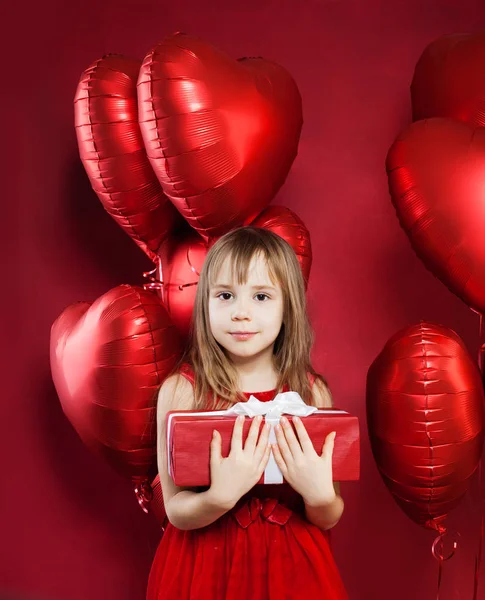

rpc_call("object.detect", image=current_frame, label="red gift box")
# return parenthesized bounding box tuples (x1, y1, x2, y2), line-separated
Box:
(167, 406, 360, 487)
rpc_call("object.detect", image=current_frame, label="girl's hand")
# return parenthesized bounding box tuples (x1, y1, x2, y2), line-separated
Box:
(208, 415, 272, 509)
(272, 416, 337, 506)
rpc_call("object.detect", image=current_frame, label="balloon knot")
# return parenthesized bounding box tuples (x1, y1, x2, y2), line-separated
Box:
(133, 478, 153, 514)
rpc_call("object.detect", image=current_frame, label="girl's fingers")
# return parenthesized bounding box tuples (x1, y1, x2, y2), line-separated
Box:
(271, 443, 288, 476)
(322, 431, 336, 458)
(275, 422, 293, 464)
(244, 415, 263, 453)
(292, 417, 315, 454)
(210, 430, 222, 465)
(254, 423, 271, 462)
(230, 415, 244, 454)
(258, 443, 272, 472)
(279, 417, 303, 459)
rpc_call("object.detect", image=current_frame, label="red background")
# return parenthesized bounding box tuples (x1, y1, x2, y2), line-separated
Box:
(3, 1, 485, 599)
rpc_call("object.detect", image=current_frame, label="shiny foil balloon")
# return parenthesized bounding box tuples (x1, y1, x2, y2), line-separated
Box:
(50, 285, 183, 490)
(137, 33, 303, 240)
(155, 227, 209, 338)
(250, 206, 312, 286)
(367, 322, 484, 531)
(75, 54, 183, 262)
(412, 33, 485, 127)
(387, 118, 485, 315)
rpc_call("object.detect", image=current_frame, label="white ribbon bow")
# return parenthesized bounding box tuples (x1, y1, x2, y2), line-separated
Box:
(225, 391, 318, 421)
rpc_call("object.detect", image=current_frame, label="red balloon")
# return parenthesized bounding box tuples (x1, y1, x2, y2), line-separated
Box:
(155, 227, 209, 338)
(386, 117, 485, 315)
(75, 54, 183, 262)
(250, 206, 312, 286)
(137, 33, 303, 241)
(367, 322, 484, 531)
(50, 285, 183, 492)
(412, 33, 485, 127)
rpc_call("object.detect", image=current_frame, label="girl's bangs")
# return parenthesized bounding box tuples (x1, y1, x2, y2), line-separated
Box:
(208, 244, 280, 289)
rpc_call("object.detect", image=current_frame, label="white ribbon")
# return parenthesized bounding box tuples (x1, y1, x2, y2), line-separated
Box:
(167, 392, 348, 484)
(225, 391, 318, 419)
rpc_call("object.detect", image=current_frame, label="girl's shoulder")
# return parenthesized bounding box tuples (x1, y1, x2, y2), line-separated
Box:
(178, 362, 195, 385)
(157, 365, 195, 413)
(309, 373, 333, 408)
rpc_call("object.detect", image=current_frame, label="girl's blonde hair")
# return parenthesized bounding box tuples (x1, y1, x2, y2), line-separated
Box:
(172, 226, 331, 409)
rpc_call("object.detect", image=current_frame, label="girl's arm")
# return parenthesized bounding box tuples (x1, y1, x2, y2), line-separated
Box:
(157, 374, 234, 531)
(303, 489, 344, 531)
(304, 378, 344, 530)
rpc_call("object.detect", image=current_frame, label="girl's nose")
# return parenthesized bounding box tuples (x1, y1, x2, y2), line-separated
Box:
(231, 300, 250, 320)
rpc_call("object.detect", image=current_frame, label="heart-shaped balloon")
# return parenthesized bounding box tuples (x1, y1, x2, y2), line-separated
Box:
(387, 117, 485, 314)
(50, 285, 183, 491)
(367, 322, 484, 531)
(412, 32, 485, 127)
(75, 54, 183, 262)
(137, 33, 303, 241)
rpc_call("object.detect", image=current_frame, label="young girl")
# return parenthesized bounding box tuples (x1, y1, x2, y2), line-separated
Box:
(147, 227, 348, 599)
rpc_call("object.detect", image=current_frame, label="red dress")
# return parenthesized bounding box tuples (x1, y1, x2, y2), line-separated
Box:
(146, 364, 348, 600)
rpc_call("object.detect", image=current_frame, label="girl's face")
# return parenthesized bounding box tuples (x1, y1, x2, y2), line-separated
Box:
(208, 253, 284, 365)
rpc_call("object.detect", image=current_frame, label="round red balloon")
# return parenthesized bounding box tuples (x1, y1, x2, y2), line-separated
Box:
(75, 54, 183, 262)
(137, 33, 303, 241)
(367, 322, 484, 531)
(412, 33, 485, 127)
(155, 227, 209, 338)
(387, 117, 485, 315)
(250, 206, 312, 287)
(50, 285, 183, 488)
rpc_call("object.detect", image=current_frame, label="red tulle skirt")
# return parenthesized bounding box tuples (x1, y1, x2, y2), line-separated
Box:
(146, 485, 348, 599)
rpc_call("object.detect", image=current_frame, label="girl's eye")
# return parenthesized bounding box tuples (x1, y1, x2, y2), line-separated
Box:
(217, 292, 232, 301)
(255, 293, 269, 302)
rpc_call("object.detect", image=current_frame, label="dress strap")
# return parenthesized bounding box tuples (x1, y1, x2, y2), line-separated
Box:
(178, 362, 195, 385)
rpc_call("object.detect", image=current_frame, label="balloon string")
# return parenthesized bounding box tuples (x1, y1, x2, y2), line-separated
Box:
(181, 243, 205, 289)
(437, 560, 443, 600)
(133, 477, 153, 514)
(431, 528, 459, 600)
(186, 244, 203, 278)
(478, 313, 484, 372)
(143, 267, 157, 279)
(142, 270, 164, 292)
(433, 532, 444, 600)
(473, 459, 485, 600)
(142, 267, 163, 287)
(474, 313, 485, 600)
(143, 246, 203, 293)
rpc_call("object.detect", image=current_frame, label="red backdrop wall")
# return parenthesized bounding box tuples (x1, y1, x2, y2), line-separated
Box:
(3, 1, 485, 599)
